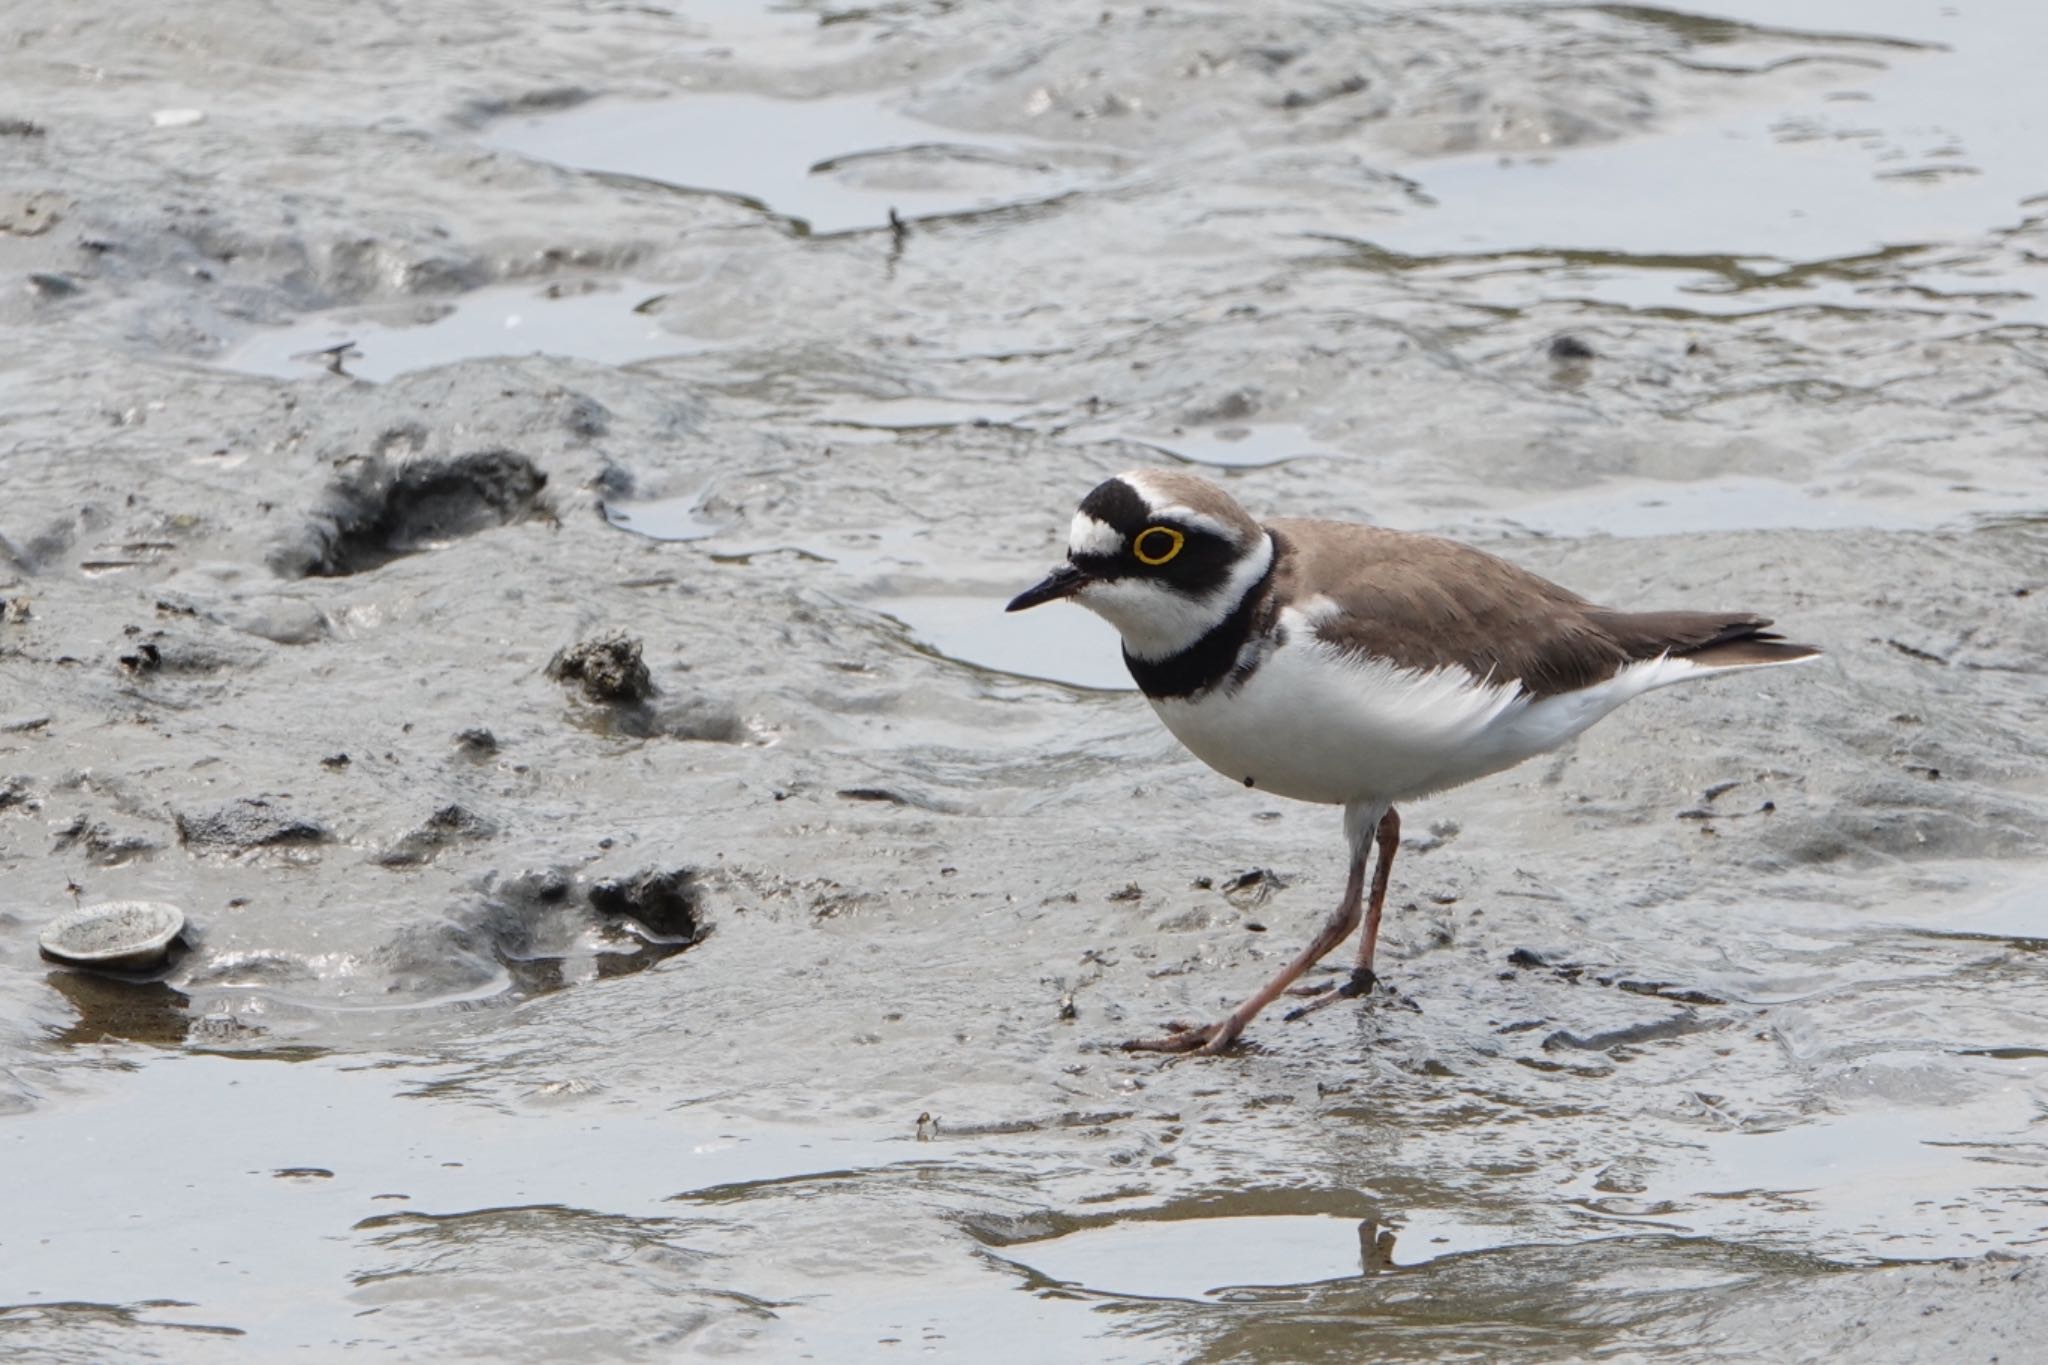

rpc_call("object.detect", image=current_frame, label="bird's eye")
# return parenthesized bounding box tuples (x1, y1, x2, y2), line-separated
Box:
(1132, 526, 1185, 566)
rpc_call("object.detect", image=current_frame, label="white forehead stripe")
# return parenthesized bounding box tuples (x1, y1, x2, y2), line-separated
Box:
(1068, 513, 1125, 558)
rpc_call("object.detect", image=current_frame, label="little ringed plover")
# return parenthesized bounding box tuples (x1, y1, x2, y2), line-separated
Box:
(1008, 469, 1819, 1056)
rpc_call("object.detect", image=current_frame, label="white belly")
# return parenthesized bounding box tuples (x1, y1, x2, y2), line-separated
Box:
(1148, 635, 1696, 806)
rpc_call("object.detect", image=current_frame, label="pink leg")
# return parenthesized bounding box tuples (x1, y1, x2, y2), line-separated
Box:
(1124, 805, 1397, 1056)
(1284, 808, 1400, 1020)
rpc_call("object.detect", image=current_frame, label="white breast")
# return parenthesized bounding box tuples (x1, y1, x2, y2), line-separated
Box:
(1147, 613, 1702, 806)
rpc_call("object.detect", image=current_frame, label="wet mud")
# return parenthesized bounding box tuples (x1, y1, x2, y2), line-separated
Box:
(2, 0, 2046, 1360)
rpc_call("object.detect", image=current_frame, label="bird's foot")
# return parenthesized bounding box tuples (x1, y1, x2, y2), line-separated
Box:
(1122, 1015, 1245, 1056)
(1283, 967, 1378, 1022)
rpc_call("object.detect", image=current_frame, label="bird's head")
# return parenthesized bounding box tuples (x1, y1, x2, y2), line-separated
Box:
(1007, 470, 1272, 660)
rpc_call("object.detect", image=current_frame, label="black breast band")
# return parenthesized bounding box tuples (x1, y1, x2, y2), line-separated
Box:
(1123, 532, 1283, 700)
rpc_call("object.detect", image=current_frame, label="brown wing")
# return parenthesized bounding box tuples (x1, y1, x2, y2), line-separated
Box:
(1266, 519, 1817, 698)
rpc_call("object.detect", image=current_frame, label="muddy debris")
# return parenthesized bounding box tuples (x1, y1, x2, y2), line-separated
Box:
(547, 630, 654, 704)
(836, 787, 905, 805)
(606, 693, 749, 743)
(114, 629, 254, 677)
(375, 803, 497, 868)
(174, 796, 331, 853)
(454, 727, 499, 755)
(1542, 1012, 1721, 1053)
(1548, 333, 1597, 362)
(1220, 867, 1287, 909)
(451, 864, 706, 995)
(588, 867, 704, 942)
(271, 447, 549, 578)
(51, 815, 159, 866)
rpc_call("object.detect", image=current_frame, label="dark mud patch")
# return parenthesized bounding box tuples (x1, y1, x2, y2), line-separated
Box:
(375, 803, 497, 868)
(435, 865, 707, 998)
(113, 628, 258, 678)
(270, 447, 548, 578)
(50, 814, 160, 865)
(830, 785, 963, 814)
(589, 868, 704, 943)
(586, 697, 750, 743)
(452, 727, 499, 757)
(174, 797, 331, 853)
(450, 85, 595, 130)
(1541, 1012, 1725, 1054)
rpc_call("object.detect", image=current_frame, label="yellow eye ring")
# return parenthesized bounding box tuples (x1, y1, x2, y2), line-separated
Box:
(1132, 526, 1184, 566)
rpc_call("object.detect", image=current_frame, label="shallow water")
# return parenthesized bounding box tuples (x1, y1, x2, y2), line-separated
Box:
(217, 279, 702, 381)
(4, 0, 2048, 1360)
(478, 91, 1119, 236)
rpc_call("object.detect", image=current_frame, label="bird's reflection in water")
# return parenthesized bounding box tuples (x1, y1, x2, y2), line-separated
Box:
(1358, 1219, 1399, 1275)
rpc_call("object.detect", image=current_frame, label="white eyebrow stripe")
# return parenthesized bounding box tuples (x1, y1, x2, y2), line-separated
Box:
(1068, 513, 1125, 558)
(1148, 504, 1235, 541)
(1119, 472, 1240, 542)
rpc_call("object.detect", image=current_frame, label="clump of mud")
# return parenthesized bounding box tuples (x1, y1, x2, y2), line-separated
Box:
(269, 447, 548, 578)
(547, 631, 654, 703)
(375, 803, 496, 868)
(588, 867, 703, 942)
(174, 797, 330, 852)
(427, 865, 706, 997)
(545, 632, 751, 742)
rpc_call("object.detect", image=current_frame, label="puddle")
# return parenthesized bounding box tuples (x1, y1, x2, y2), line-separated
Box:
(875, 592, 1130, 691)
(815, 397, 1046, 440)
(602, 491, 723, 542)
(1069, 421, 1338, 469)
(1361, 245, 2048, 330)
(478, 93, 1113, 235)
(1889, 872, 2048, 948)
(1493, 475, 1979, 538)
(1004, 1213, 1532, 1301)
(719, 525, 1134, 690)
(0, 1053, 921, 1352)
(218, 279, 700, 382)
(644, 0, 819, 39)
(1654, 1092, 2048, 1261)
(1361, 4, 2048, 321)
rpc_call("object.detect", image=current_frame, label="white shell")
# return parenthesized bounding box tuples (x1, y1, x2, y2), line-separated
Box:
(38, 901, 187, 972)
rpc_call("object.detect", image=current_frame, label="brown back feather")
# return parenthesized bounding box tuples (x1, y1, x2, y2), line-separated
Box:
(1268, 519, 1819, 698)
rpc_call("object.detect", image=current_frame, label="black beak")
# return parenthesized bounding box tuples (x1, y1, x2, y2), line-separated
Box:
(1006, 562, 1090, 612)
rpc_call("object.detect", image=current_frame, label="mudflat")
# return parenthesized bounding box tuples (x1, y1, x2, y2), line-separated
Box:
(2, 2, 2044, 1359)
